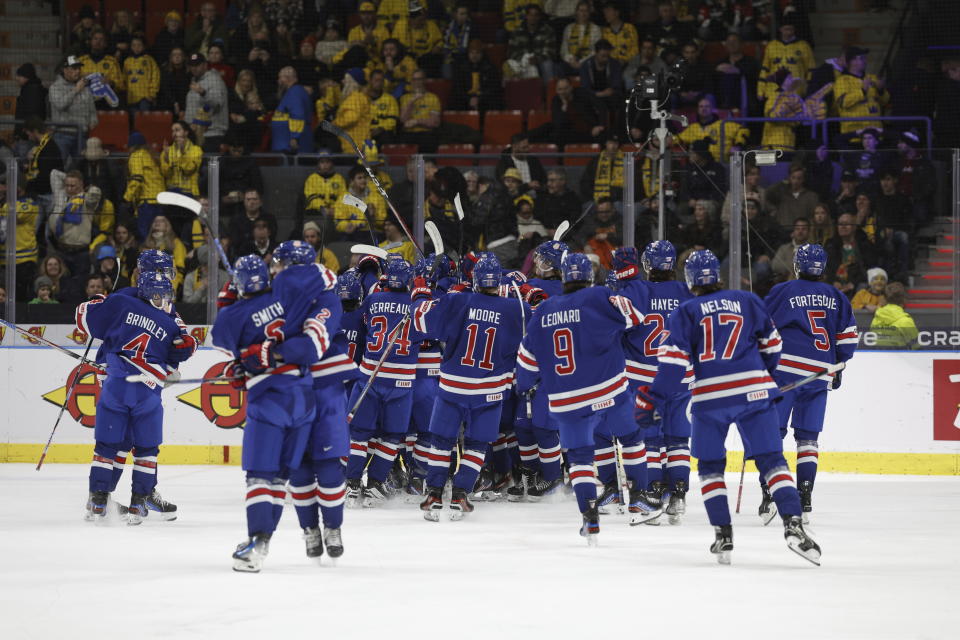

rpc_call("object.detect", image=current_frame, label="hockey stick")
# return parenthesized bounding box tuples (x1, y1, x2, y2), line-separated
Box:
(425, 220, 443, 258)
(351, 244, 390, 260)
(614, 439, 630, 514)
(509, 282, 533, 420)
(0, 319, 105, 370)
(157, 191, 235, 277)
(125, 373, 241, 385)
(321, 121, 424, 259)
(556, 202, 596, 242)
(734, 458, 747, 514)
(454, 192, 465, 258)
(346, 315, 411, 423)
(342, 193, 379, 247)
(553, 220, 570, 242)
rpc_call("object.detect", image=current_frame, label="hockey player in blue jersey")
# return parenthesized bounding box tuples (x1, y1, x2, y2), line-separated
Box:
(411, 254, 527, 519)
(212, 255, 327, 573)
(77, 272, 197, 524)
(268, 240, 355, 561)
(527, 240, 567, 299)
(762, 244, 858, 523)
(345, 256, 426, 507)
(336, 269, 366, 368)
(649, 250, 821, 565)
(516, 253, 650, 543)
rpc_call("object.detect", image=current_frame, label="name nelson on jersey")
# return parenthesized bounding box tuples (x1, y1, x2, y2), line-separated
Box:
(251, 301, 284, 327)
(124, 312, 169, 341)
(787, 294, 838, 310)
(700, 299, 742, 315)
(541, 309, 581, 327)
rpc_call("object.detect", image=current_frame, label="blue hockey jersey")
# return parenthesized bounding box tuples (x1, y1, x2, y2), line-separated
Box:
(622, 278, 693, 384)
(211, 290, 321, 400)
(339, 307, 365, 365)
(358, 290, 426, 384)
(78, 293, 183, 389)
(516, 286, 643, 415)
(764, 279, 858, 388)
(93, 286, 185, 365)
(527, 277, 564, 299)
(413, 291, 528, 405)
(651, 289, 782, 412)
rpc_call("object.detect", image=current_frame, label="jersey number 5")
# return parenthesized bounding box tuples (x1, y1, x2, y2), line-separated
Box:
(807, 310, 830, 351)
(699, 313, 743, 361)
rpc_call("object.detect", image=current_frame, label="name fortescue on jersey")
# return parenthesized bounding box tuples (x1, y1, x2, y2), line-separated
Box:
(699, 299, 742, 315)
(369, 301, 410, 315)
(251, 301, 285, 327)
(468, 308, 502, 324)
(650, 298, 679, 312)
(541, 308, 581, 327)
(788, 294, 838, 310)
(125, 312, 168, 341)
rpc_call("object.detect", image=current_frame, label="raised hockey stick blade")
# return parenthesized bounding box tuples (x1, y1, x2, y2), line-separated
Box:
(453, 193, 465, 221)
(553, 220, 570, 241)
(157, 191, 202, 214)
(351, 244, 390, 260)
(425, 220, 443, 256)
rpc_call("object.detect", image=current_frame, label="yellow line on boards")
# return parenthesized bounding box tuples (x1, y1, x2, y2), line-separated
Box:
(1, 445, 957, 475)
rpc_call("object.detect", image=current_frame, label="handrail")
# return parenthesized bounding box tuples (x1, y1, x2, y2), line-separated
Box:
(880, 0, 919, 81)
(718, 115, 934, 154)
(0, 118, 84, 155)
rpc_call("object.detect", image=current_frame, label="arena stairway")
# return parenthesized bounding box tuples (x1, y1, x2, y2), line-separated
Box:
(808, 0, 905, 74)
(0, 0, 60, 119)
(908, 217, 957, 310)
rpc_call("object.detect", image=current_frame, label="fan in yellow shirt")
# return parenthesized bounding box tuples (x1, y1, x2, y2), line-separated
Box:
(123, 34, 160, 107)
(332, 166, 387, 242)
(333, 69, 374, 154)
(349, 2, 391, 62)
(760, 16, 815, 82)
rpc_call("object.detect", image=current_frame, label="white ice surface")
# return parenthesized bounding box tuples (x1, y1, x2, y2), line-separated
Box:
(1, 465, 958, 640)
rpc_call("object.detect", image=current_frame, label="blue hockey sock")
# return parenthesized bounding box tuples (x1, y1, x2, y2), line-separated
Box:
(244, 474, 282, 537)
(271, 477, 287, 528)
(594, 443, 617, 485)
(665, 437, 691, 488)
(288, 466, 320, 529)
(131, 446, 159, 496)
(698, 458, 730, 526)
(535, 428, 562, 481)
(755, 452, 802, 517)
(794, 429, 819, 487)
(346, 437, 369, 481)
(644, 435, 664, 489)
(424, 435, 454, 489)
(109, 448, 130, 491)
(454, 440, 486, 491)
(366, 438, 401, 483)
(617, 429, 648, 490)
(566, 447, 598, 513)
(400, 433, 417, 471)
(89, 442, 118, 493)
(514, 425, 539, 471)
(490, 433, 514, 475)
(315, 458, 346, 529)
(410, 434, 430, 479)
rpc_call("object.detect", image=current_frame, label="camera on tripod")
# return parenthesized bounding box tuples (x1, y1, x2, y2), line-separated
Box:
(637, 58, 688, 103)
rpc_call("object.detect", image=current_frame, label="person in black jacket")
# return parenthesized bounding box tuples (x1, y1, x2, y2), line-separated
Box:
(469, 176, 518, 266)
(152, 11, 185, 68)
(23, 117, 64, 203)
(158, 47, 191, 118)
(824, 213, 880, 298)
(495, 133, 547, 190)
(71, 137, 120, 207)
(220, 133, 265, 219)
(534, 168, 582, 236)
(449, 40, 503, 113)
(15, 64, 47, 122)
(529, 77, 605, 147)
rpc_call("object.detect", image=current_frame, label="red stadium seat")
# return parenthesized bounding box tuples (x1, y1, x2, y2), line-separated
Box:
(472, 12, 503, 42)
(529, 143, 559, 165)
(442, 110, 480, 130)
(526, 110, 551, 131)
(702, 42, 727, 65)
(134, 111, 174, 147)
(563, 143, 599, 166)
(504, 78, 544, 112)
(437, 144, 475, 166)
(478, 143, 504, 166)
(424, 79, 452, 109)
(482, 110, 523, 145)
(483, 44, 508, 71)
(381, 143, 417, 166)
(89, 111, 130, 151)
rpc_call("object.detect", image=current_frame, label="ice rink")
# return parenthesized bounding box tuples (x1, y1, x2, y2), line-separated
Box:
(1, 464, 957, 640)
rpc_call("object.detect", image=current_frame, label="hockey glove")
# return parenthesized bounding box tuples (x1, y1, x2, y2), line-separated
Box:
(831, 369, 843, 390)
(169, 334, 198, 364)
(162, 370, 182, 388)
(357, 254, 381, 275)
(634, 386, 660, 425)
(519, 283, 547, 306)
(217, 280, 239, 308)
(224, 361, 247, 389)
(411, 276, 432, 302)
(240, 338, 277, 374)
(448, 283, 469, 294)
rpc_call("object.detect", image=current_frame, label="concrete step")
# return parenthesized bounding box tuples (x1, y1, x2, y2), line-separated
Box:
(0, 0, 55, 17)
(908, 287, 953, 299)
(0, 28, 60, 50)
(904, 301, 953, 309)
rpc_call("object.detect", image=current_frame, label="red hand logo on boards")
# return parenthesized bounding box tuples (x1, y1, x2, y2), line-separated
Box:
(932, 360, 960, 441)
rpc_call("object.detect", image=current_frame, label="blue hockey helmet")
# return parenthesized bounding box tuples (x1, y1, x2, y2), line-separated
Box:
(336, 269, 363, 301)
(384, 255, 414, 290)
(684, 250, 720, 288)
(137, 249, 175, 281)
(605, 269, 619, 290)
(414, 256, 429, 278)
(430, 253, 454, 280)
(561, 252, 593, 284)
(473, 253, 502, 289)
(642, 240, 677, 273)
(794, 243, 827, 277)
(534, 240, 569, 275)
(233, 255, 271, 295)
(137, 271, 174, 308)
(612, 247, 640, 272)
(271, 240, 316, 273)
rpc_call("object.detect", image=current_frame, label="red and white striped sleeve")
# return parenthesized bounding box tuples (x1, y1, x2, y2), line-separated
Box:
(758, 328, 783, 354)
(517, 343, 539, 373)
(608, 295, 643, 328)
(413, 300, 436, 334)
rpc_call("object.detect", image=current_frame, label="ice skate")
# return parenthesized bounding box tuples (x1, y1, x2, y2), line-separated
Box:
(799, 481, 813, 524)
(665, 480, 687, 525)
(627, 488, 663, 526)
(472, 467, 509, 501)
(506, 465, 535, 502)
(420, 487, 444, 522)
(323, 527, 344, 558)
(596, 481, 621, 514)
(758, 484, 777, 526)
(84, 490, 109, 522)
(784, 516, 821, 566)
(403, 475, 426, 503)
(145, 488, 177, 521)
(526, 474, 563, 502)
(711, 525, 733, 565)
(345, 478, 362, 508)
(303, 527, 323, 558)
(449, 488, 474, 521)
(579, 500, 600, 546)
(232, 533, 271, 573)
(127, 493, 148, 526)
(362, 479, 389, 508)
(386, 462, 408, 497)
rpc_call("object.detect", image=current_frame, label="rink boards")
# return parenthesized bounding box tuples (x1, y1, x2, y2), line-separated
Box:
(1, 331, 959, 474)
